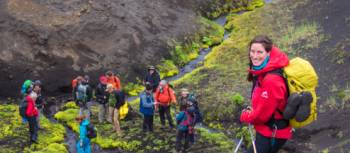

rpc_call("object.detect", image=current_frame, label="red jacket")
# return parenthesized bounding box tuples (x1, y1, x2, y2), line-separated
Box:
(154, 84, 176, 106)
(240, 46, 292, 139)
(26, 95, 38, 117)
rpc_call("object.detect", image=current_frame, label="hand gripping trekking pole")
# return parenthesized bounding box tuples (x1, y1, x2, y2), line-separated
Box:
(248, 124, 257, 153)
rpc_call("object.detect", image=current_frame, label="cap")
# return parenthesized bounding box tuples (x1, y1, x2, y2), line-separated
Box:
(34, 80, 41, 86)
(148, 66, 156, 70)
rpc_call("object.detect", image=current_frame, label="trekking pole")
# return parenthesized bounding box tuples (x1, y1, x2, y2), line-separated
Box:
(234, 136, 243, 153)
(248, 124, 257, 153)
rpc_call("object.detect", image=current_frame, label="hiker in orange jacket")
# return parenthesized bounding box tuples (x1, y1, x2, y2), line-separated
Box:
(105, 71, 121, 90)
(154, 80, 176, 129)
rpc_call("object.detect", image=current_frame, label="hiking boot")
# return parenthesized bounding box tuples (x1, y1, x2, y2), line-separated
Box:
(283, 93, 302, 119)
(295, 91, 313, 122)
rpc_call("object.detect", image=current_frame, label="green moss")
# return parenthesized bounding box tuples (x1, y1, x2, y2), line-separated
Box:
(124, 82, 145, 96)
(31, 143, 67, 153)
(157, 60, 179, 79)
(207, 0, 265, 18)
(196, 127, 234, 151)
(163, 17, 224, 78)
(63, 101, 79, 109)
(0, 104, 66, 153)
(54, 108, 80, 132)
(231, 93, 244, 106)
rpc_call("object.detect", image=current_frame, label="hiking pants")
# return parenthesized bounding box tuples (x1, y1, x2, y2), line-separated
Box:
(175, 130, 190, 152)
(79, 101, 91, 119)
(76, 138, 91, 153)
(158, 105, 174, 127)
(108, 107, 121, 132)
(98, 103, 108, 123)
(143, 114, 154, 132)
(248, 132, 287, 153)
(28, 116, 38, 142)
(36, 108, 43, 128)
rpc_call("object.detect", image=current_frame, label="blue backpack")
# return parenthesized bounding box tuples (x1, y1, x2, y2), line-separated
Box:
(19, 98, 28, 118)
(141, 92, 154, 108)
(76, 84, 88, 101)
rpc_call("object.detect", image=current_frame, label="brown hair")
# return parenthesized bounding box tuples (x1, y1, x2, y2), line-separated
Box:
(249, 35, 273, 53)
(247, 35, 274, 81)
(75, 115, 86, 122)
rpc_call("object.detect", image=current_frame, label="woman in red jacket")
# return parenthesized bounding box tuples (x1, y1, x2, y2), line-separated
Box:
(26, 92, 39, 143)
(240, 35, 292, 153)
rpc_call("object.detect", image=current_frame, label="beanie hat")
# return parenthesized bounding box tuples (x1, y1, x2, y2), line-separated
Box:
(99, 76, 107, 84)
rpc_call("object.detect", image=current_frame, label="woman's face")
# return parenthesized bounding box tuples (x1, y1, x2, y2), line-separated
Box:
(250, 43, 270, 66)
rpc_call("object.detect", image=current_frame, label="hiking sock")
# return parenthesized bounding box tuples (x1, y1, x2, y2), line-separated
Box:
(295, 91, 313, 122)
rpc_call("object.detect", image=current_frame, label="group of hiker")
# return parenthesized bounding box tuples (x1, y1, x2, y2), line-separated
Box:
(17, 35, 318, 153)
(19, 66, 202, 152)
(71, 67, 202, 152)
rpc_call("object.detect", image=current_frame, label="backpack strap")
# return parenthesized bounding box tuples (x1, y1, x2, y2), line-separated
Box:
(264, 69, 290, 130)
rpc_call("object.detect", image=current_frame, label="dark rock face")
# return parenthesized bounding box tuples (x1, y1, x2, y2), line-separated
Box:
(0, 0, 208, 97)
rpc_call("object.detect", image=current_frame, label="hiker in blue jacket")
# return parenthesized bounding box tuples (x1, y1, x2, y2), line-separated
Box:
(139, 82, 155, 132)
(76, 115, 91, 153)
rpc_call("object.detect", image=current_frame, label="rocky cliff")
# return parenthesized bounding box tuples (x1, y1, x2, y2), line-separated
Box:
(0, 0, 213, 97)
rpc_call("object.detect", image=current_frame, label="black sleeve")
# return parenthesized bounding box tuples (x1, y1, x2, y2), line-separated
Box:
(95, 84, 102, 99)
(143, 73, 148, 83)
(72, 86, 77, 101)
(156, 72, 161, 82)
(86, 86, 93, 102)
(115, 91, 126, 109)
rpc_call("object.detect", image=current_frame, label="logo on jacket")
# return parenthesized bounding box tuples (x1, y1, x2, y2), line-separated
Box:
(261, 91, 268, 99)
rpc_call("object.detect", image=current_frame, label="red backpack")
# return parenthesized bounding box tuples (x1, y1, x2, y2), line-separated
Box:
(178, 111, 194, 132)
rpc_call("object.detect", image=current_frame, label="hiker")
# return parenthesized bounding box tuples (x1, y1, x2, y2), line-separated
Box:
(240, 35, 292, 153)
(106, 70, 121, 90)
(96, 76, 108, 123)
(20, 80, 33, 124)
(175, 103, 195, 152)
(76, 115, 91, 153)
(33, 80, 45, 129)
(139, 82, 155, 132)
(74, 76, 93, 119)
(21, 80, 33, 97)
(26, 92, 39, 144)
(143, 66, 161, 92)
(72, 76, 83, 100)
(106, 84, 125, 134)
(179, 88, 202, 144)
(154, 80, 176, 129)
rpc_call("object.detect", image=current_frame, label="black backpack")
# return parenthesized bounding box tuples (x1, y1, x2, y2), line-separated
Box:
(19, 98, 28, 118)
(86, 124, 97, 139)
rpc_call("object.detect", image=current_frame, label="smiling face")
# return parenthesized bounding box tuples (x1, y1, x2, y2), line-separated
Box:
(250, 43, 270, 66)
